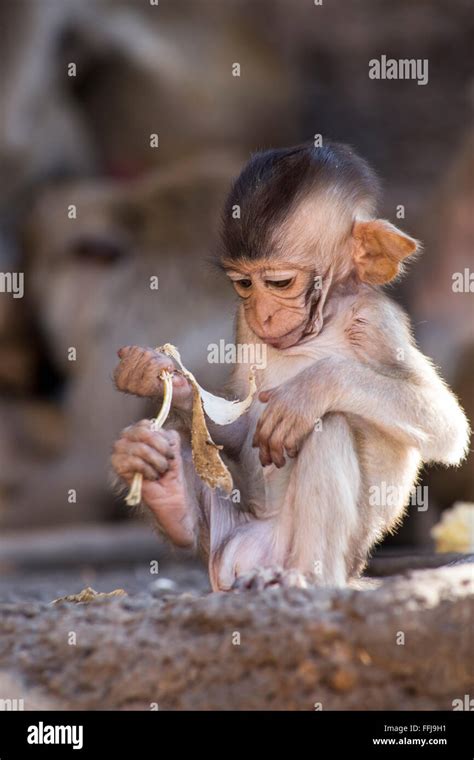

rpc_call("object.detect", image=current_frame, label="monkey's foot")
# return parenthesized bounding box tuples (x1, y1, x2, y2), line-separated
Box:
(232, 566, 308, 592)
(140, 432, 196, 548)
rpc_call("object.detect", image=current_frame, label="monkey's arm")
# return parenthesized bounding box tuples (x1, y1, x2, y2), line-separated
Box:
(114, 346, 250, 456)
(255, 298, 469, 468)
(306, 353, 469, 465)
(329, 298, 470, 464)
(256, 352, 469, 468)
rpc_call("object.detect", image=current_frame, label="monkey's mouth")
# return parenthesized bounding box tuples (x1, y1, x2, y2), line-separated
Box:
(263, 326, 306, 350)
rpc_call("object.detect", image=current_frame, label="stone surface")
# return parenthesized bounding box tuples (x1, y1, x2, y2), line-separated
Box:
(0, 565, 472, 711)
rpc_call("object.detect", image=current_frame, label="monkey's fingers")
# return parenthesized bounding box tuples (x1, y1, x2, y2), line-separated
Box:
(252, 403, 281, 444)
(267, 422, 287, 468)
(253, 413, 284, 467)
(115, 346, 176, 396)
(120, 420, 175, 459)
(113, 438, 171, 476)
(111, 451, 164, 483)
(117, 346, 133, 360)
(282, 430, 302, 460)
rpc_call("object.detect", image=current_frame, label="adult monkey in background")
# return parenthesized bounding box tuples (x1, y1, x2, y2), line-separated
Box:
(111, 143, 470, 591)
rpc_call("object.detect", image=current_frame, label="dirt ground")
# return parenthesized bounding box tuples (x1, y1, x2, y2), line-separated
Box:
(0, 523, 472, 711)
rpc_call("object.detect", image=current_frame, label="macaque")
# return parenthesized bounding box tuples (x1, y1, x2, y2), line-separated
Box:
(111, 142, 470, 591)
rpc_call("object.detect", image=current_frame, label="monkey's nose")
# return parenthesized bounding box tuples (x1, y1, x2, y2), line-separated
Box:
(258, 315, 274, 333)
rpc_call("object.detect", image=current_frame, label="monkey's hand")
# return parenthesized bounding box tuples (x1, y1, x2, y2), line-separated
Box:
(114, 346, 193, 410)
(111, 421, 196, 547)
(253, 377, 321, 468)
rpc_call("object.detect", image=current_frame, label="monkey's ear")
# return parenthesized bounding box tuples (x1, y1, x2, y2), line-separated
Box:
(352, 220, 419, 285)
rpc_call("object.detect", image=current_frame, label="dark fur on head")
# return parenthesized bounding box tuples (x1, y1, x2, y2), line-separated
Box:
(220, 141, 380, 265)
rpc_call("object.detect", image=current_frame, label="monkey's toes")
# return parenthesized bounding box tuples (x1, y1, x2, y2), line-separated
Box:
(232, 566, 308, 592)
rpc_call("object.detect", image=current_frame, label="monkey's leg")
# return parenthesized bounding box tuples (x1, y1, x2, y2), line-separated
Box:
(231, 566, 308, 591)
(281, 412, 361, 586)
(208, 413, 363, 589)
(206, 476, 308, 591)
(142, 431, 231, 552)
(112, 422, 203, 548)
(204, 488, 259, 591)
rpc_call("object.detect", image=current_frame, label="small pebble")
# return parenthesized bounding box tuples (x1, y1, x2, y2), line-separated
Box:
(149, 578, 178, 597)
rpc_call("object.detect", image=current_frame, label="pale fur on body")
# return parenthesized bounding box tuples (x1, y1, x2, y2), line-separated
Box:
(202, 286, 469, 591)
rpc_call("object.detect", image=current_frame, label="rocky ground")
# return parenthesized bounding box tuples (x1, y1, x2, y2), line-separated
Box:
(0, 524, 472, 710)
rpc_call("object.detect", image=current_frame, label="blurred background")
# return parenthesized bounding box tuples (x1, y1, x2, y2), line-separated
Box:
(0, 0, 472, 583)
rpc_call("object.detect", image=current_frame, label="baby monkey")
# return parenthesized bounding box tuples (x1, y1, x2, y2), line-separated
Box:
(112, 142, 469, 591)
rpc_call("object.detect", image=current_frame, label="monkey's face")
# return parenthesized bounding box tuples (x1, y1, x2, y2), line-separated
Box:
(225, 261, 315, 349)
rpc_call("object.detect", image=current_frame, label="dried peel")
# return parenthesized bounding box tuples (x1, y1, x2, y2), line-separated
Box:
(159, 343, 256, 493)
(52, 587, 127, 605)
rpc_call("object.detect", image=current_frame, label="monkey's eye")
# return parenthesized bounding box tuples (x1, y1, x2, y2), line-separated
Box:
(266, 278, 294, 289)
(226, 272, 253, 296)
(233, 278, 252, 292)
